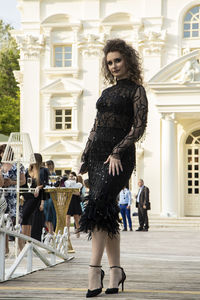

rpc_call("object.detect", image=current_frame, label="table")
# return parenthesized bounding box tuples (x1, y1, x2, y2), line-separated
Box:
(44, 187, 79, 253)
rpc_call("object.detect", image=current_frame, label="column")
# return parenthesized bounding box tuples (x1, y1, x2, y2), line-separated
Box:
(161, 113, 178, 217)
(16, 34, 45, 151)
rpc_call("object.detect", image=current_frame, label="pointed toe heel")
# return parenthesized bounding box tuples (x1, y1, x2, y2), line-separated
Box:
(86, 266, 105, 298)
(105, 266, 126, 295)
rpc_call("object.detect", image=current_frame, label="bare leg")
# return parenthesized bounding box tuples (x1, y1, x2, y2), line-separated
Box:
(46, 221, 53, 234)
(105, 233, 122, 288)
(66, 215, 71, 227)
(88, 229, 108, 290)
(22, 225, 32, 236)
(19, 225, 32, 251)
(73, 215, 80, 237)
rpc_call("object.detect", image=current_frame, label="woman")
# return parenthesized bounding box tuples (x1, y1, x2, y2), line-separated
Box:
(79, 39, 148, 297)
(29, 153, 49, 241)
(77, 175, 86, 206)
(44, 160, 56, 233)
(19, 170, 35, 250)
(66, 171, 82, 238)
(0, 144, 26, 253)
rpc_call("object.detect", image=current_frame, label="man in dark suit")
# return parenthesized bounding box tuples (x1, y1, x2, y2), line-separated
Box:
(135, 179, 150, 231)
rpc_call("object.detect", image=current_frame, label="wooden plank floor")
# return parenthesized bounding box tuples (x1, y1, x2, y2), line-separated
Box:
(1, 229, 200, 299)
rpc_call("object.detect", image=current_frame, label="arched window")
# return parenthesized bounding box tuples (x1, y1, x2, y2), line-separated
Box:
(183, 5, 200, 38)
(185, 130, 200, 195)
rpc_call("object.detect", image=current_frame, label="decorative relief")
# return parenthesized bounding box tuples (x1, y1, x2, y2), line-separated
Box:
(172, 58, 200, 84)
(138, 30, 167, 55)
(77, 33, 108, 57)
(15, 34, 45, 59)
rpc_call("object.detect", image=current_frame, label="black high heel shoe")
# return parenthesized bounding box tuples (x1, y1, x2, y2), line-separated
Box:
(105, 266, 126, 294)
(86, 265, 105, 298)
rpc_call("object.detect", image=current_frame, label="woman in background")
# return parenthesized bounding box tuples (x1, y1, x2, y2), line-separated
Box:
(66, 171, 82, 238)
(44, 160, 56, 233)
(30, 153, 49, 241)
(77, 175, 86, 212)
(0, 144, 25, 254)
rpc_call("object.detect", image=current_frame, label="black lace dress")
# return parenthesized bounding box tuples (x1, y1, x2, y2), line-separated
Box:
(79, 78, 148, 237)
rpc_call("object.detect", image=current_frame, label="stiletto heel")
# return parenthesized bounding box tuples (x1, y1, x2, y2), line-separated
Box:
(105, 266, 126, 294)
(86, 265, 105, 298)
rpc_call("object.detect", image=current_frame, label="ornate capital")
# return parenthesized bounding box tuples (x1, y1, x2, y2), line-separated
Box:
(15, 34, 45, 59)
(138, 30, 167, 55)
(78, 33, 107, 57)
(161, 113, 176, 121)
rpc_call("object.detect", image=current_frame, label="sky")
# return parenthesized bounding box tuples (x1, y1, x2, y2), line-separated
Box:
(0, 0, 21, 29)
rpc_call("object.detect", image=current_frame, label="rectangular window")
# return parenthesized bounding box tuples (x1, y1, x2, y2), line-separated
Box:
(55, 170, 62, 176)
(55, 169, 71, 176)
(54, 45, 72, 67)
(55, 109, 72, 130)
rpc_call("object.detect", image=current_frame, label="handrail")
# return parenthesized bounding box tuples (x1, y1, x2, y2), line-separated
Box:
(0, 226, 73, 282)
(0, 228, 68, 260)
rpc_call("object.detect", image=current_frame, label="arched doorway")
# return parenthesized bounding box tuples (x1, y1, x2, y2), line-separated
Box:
(185, 129, 200, 216)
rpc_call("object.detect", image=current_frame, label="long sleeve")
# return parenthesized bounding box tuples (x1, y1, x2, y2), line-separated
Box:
(81, 117, 98, 163)
(111, 85, 148, 159)
(144, 186, 149, 205)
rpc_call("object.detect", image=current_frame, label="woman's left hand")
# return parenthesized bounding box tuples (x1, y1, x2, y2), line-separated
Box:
(39, 200, 44, 211)
(34, 186, 40, 198)
(104, 155, 123, 176)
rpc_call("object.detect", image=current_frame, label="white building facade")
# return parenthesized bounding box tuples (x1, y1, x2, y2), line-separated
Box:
(14, 0, 200, 217)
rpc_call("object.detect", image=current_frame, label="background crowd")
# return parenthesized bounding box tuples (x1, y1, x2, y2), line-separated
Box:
(0, 143, 150, 255)
(0, 144, 88, 254)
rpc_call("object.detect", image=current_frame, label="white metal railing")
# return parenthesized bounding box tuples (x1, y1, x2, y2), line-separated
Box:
(0, 214, 74, 282)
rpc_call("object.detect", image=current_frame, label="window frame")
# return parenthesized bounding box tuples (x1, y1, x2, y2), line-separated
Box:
(54, 108, 73, 131)
(183, 5, 200, 39)
(55, 169, 71, 176)
(53, 44, 73, 68)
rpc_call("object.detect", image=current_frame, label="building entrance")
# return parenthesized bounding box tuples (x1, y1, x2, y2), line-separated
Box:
(185, 130, 200, 216)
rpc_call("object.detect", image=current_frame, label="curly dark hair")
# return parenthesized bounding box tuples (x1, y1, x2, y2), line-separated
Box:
(102, 39, 143, 85)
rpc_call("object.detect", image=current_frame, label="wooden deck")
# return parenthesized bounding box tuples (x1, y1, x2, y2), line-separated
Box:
(1, 228, 200, 299)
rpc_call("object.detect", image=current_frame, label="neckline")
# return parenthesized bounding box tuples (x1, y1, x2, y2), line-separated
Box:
(116, 78, 132, 85)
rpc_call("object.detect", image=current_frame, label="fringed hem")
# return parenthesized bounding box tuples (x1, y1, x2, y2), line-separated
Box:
(79, 199, 121, 239)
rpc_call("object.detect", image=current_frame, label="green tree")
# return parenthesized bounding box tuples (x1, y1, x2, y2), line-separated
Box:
(0, 20, 20, 135)
(0, 92, 20, 135)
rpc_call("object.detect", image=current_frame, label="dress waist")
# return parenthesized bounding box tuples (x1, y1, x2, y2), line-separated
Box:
(94, 126, 128, 143)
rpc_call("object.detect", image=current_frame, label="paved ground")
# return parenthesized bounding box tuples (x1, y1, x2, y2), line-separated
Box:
(1, 228, 200, 299)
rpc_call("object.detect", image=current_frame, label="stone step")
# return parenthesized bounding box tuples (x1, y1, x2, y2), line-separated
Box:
(131, 215, 200, 229)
